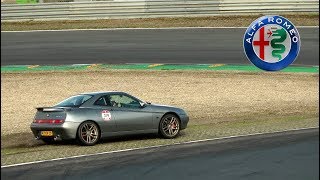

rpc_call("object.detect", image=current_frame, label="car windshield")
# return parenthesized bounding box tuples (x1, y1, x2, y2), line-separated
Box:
(55, 95, 93, 107)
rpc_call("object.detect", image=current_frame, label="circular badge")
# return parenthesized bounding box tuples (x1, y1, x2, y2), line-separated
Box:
(243, 15, 301, 71)
(101, 110, 112, 121)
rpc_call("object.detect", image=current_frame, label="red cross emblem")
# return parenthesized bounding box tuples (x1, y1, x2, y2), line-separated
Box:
(253, 27, 270, 60)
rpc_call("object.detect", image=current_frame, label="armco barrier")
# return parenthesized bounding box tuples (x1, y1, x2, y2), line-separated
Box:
(1, 0, 319, 21)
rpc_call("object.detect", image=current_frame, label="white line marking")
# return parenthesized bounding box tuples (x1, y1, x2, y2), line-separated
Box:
(1, 26, 318, 33)
(1, 126, 318, 168)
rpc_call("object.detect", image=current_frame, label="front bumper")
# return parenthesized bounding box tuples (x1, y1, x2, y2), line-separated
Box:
(179, 114, 189, 130)
(30, 121, 80, 140)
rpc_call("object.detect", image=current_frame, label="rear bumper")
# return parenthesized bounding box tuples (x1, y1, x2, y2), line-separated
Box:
(179, 114, 189, 130)
(30, 121, 80, 140)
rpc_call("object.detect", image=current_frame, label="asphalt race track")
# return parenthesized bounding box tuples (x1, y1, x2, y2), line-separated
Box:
(1, 27, 319, 66)
(1, 128, 319, 180)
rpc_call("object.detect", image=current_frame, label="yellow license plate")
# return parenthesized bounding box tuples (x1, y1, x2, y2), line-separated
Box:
(41, 131, 53, 137)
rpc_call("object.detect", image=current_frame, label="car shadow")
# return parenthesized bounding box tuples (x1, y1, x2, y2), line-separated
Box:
(99, 133, 161, 144)
(57, 132, 187, 146)
(2, 131, 187, 148)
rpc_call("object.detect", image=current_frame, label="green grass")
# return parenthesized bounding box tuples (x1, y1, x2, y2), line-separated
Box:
(2, 114, 318, 166)
(1, 64, 319, 73)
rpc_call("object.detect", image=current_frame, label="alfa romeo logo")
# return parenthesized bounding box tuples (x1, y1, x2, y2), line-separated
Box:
(243, 15, 300, 71)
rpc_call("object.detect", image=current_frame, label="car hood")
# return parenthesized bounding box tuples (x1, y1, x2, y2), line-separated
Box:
(147, 103, 186, 114)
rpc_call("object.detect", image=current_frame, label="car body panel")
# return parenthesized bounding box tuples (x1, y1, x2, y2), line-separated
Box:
(110, 106, 154, 131)
(30, 121, 80, 140)
(30, 91, 189, 142)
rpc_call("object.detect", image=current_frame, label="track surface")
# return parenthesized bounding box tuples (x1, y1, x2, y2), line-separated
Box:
(1, 28, 318, 66)
(2, 128, 319, 180)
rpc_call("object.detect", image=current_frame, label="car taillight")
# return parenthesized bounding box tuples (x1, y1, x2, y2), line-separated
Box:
(33, 119, 64, 124)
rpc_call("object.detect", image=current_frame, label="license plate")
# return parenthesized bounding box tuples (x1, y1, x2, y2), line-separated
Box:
(41, 131, 53, 137)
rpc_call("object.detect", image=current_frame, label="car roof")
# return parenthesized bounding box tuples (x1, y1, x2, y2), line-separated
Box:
(79, 91, 127, 96)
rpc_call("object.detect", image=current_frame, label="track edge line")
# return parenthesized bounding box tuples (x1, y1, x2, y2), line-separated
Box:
(1, 126, 318, 168)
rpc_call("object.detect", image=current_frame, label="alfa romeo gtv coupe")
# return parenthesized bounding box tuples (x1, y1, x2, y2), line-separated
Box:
(30, 91, 189, 145)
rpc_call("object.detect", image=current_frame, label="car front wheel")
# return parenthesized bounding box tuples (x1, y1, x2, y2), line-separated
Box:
(159, 114, 181, 138)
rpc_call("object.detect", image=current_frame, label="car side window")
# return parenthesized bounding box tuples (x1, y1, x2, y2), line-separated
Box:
(109, 94, 141, 109)
(94, 96, 111, 106)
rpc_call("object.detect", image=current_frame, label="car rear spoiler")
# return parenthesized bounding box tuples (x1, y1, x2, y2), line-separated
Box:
(36, 107, 71, 112)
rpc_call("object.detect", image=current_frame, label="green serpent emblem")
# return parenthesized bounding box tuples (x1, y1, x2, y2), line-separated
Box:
(271, 28, 287, 61)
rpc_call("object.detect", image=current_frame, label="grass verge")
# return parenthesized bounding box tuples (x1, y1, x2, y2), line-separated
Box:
(2, 115, 318, 165)
(1, 14, 319, 31)
(1, 64, 319, 73)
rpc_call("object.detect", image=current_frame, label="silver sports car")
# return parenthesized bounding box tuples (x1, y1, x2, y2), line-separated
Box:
(30, 91, 189, 145)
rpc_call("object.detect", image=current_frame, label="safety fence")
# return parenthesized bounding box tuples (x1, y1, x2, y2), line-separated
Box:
(1, 0, 319, 21)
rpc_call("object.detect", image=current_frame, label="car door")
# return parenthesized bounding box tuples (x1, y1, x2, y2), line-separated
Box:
(108, 93, 154, 132)
(92, 95, 117, 133)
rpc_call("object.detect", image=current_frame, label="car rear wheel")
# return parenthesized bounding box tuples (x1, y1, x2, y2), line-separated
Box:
(159, 114, 180, 138)
(77, 121, 100, 146)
